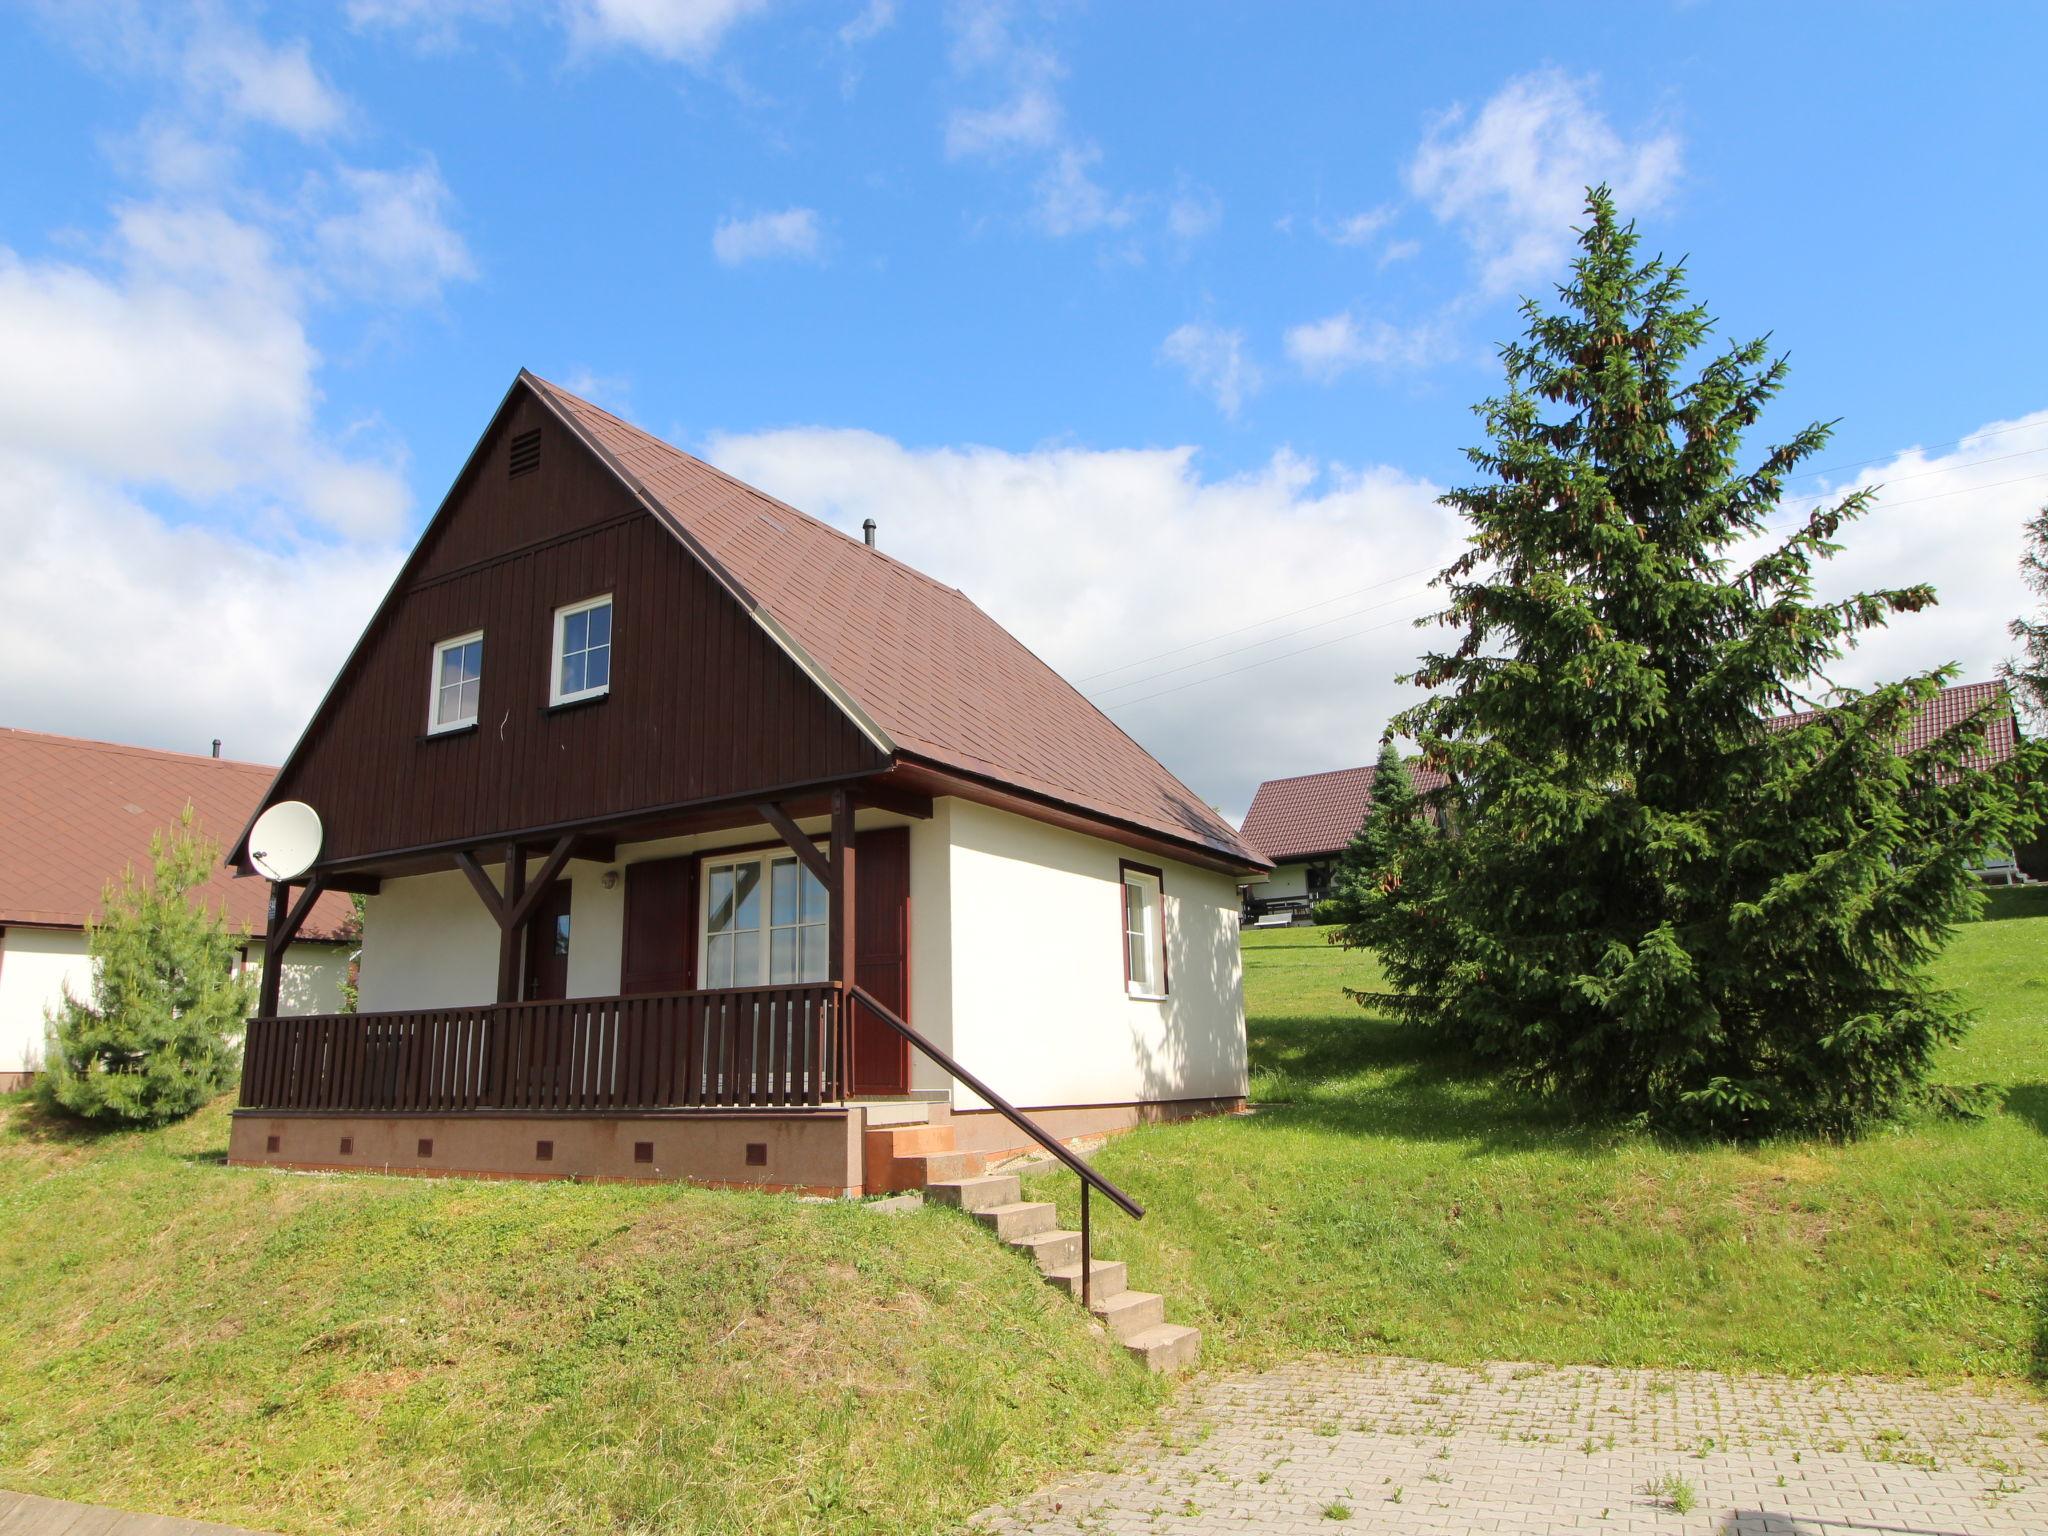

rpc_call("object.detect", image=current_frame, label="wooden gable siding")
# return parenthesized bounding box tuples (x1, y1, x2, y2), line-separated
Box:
(265, 394, 888, 866)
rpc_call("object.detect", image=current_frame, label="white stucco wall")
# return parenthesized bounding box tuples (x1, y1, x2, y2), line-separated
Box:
(1248, 861, 1313, 901)
(941, 799, 1248, 1111)
(0, 927, 90, 1075)
(354, 813, 931, 1016)
(346, 799, 1246, 1113)
(1, 926, 355, 1075)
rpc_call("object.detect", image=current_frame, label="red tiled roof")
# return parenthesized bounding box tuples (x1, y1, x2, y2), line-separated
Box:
(529, 374, 1263, 869)
(0, 729, 356, 939)
(1771, 679, 2021, 774)
(1244, 682, 2023, 866)
(1239, 759, 1448, 865)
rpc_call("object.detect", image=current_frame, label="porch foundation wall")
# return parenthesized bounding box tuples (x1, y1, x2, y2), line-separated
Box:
(229, 1108, 866, 1195)
(942, 1094, 1247, 1158)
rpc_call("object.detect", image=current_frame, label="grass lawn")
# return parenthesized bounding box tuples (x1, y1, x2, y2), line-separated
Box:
(1028, 885, 2048, 1384)
(2, 894, 2042, 1533)
(0, 1099, 1164, 1535)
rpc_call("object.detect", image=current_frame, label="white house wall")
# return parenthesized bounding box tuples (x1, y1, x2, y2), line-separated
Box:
(940, 799, 1248, 1112)
(1251, 861, 1313, 901)
(0, 927, 91, 1075)
(1, 926, 354, 1076)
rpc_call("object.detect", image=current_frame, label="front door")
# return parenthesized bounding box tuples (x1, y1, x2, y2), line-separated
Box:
(523, 880, 573, 1001)
(849, 826, 911, 1096)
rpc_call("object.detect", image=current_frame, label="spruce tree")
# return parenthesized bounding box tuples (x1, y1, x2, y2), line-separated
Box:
(1325, 740, 1434, 964)
(1354, 188, 2046, 1136)
(39, 805, 252, 1125)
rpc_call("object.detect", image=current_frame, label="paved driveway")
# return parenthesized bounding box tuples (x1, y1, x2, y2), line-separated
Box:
(972, 1356, 2048, 1535)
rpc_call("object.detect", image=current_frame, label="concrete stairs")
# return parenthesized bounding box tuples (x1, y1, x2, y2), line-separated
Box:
(920, 1162, 1202, 1374)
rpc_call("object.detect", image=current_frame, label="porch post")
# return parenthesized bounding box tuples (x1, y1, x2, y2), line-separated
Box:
(257, 876, 326, 1020)
(495, 842, 526, 1003)
(257, 881, 290, 1020)
(829, 789, 856, 985)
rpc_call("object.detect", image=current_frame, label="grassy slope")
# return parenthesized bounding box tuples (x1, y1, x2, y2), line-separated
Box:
(1030, 886, 2048, 1383)
(0, 1101, 1163, 1535)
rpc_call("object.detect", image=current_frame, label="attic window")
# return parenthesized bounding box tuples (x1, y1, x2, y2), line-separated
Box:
(509, 428, 542, 478)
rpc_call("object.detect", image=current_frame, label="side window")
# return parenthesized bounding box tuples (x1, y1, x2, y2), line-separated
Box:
(1121, 864, 1167, 998)
(429, 632, 482, 733)
(551, 594, 613, 706)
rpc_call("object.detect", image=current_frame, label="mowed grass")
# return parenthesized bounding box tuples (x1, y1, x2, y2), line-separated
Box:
(0, 1099, 1164, 1535)
(1029, 885, 2048, 1384)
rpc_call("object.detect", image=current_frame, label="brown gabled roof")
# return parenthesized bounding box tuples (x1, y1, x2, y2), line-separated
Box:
(0, 729, 356, 940)
(525, 373, 1263, 869)
(1771, 679, 2021, 777)
(1239, 758, 1448, 866)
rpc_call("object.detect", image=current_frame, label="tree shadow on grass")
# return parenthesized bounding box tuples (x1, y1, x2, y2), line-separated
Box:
(0, 1093, 129, 1147)
(2002, 1082, 2048, 1136)
(1975, 885, 2048, 923)
(1245, 1011, 1608, 1155)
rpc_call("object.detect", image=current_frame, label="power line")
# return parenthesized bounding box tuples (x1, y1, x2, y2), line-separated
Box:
(1082, 433, 2048, 700)
(1097, 467, 2048, 711)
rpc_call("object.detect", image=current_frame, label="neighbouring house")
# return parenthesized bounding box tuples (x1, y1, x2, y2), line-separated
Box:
(227, 371, 1268, 1195)
(1237, 680, 2034, 926)
(0, 730, 358, 1090)
(1237, 758, 1446, 925)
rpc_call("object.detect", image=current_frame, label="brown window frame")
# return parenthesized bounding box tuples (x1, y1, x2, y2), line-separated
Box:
(1118, 859, 1169, 1000)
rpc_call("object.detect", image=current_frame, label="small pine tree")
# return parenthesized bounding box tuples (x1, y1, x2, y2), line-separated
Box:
(1352, 188, 2046, 1136)
(38, 805, 252, 1125)
(2005, 505, 2048, 729)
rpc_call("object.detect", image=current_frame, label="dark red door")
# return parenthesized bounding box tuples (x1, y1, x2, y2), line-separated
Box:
(523, 881, 574, 1001)
(849, 826, 911, 1096)
(620, 856, 697, 994)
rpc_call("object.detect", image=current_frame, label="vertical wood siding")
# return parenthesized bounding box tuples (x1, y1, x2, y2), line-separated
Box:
(266, 395, 888, 863)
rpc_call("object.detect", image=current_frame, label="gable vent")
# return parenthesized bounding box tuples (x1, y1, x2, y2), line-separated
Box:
(508, 428, 542, 478)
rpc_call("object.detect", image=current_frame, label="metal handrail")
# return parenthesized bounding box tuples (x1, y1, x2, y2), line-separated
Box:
(845, 983, 1142, 1309)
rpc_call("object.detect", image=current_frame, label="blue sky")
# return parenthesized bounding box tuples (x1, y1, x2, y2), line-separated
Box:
(2, 1, 2043, 820)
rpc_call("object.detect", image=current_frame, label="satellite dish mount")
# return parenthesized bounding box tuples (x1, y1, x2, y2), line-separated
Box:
(248, 801, 324, 883)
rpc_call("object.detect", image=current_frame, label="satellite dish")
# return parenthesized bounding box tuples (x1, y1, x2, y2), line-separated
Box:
(248, 801, 323, 882)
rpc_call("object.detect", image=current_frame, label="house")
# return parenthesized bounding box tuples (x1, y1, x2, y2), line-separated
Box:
(1237, 680, 2032, 927)
(226, 372, 1268, 1197)
(0, 730, 357, 1089)
(1771, 678, 2033, 882)
(1236, 758, 1445, 925)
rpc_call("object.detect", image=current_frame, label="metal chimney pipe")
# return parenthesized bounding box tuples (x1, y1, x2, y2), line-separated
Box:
(862, 518, 877, 548)
(211, 739, 222, 759)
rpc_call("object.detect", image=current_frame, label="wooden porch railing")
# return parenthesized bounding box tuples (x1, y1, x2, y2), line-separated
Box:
(238, 984, 843, 1113)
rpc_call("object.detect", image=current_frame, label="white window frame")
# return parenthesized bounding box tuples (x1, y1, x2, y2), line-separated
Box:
(427, 630, 484, 735)
(549, 593, 613, 707)
(696, 845, 832, 990)
(1122, 864, 1167, 1000)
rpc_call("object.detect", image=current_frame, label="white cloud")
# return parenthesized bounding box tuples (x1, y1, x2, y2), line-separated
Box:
(839, 0, 896, 46)
(1160, 323, 1261, 419)
(1032, 146, 1132, 237)
(1317, 205, 1396, 248)
(563, 0, 773, 61)
(315, 162, 476, 304)
(1759, 412, 2048, 699)
(945, 85, 1063, 159)
(700, 426, 1460, 820)
(1168, 182, 1223, 242)
(712, 206, 824, 265)
(0, 449, 401, 765)
(182, 28, 348, 137)
(0, 204, 404, 538)
(1407, 68, 1681, 297)
(1379, 237, 1421, 267)
(1284, 310, 1440, 383)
